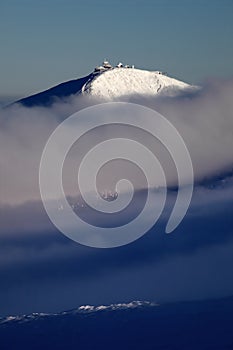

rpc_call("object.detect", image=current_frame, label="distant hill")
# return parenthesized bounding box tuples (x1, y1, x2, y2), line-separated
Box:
(1, 297, 233, 350)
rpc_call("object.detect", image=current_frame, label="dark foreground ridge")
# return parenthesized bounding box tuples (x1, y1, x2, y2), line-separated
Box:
(1, 296, 233, 350)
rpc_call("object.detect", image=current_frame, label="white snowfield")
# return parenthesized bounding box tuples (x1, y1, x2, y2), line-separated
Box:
(84, 67, 193, 99)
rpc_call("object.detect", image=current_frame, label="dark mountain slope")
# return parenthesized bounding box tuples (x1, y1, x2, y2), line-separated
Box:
(16, 73, 93, 107)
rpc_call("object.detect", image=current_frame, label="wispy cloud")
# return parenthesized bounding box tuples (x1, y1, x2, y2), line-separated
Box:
(1, 79, 233, 315)
(1, 78, 233, 205)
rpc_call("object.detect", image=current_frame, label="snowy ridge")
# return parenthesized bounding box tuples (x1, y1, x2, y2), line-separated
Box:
(0, 301, 158, 325)
(83, 64, 194, 100)
(0, 313, 50, 325)
(65, 300, 158, 314)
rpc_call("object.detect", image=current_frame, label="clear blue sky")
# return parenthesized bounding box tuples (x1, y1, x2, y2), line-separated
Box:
(1, 0, 233, 98)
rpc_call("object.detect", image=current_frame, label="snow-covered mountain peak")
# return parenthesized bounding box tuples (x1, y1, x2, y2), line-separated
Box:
(82, 60, 193, 100)
(15, 60, 197, 107)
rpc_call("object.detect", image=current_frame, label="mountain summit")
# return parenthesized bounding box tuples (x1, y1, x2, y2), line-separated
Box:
(16, 60, 193, 107)
(83, 60, 191, 100)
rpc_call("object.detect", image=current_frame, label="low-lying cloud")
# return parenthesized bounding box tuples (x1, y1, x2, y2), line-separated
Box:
(1, 78, 233, 206)
(0, 79, 233, 314)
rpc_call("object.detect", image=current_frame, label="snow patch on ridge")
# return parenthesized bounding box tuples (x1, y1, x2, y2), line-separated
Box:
(69, 300, 158, 314)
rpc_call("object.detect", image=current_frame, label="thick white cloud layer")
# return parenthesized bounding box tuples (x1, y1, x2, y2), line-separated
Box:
(0, 80, 233, 313)
(1, 78, 233, 206)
